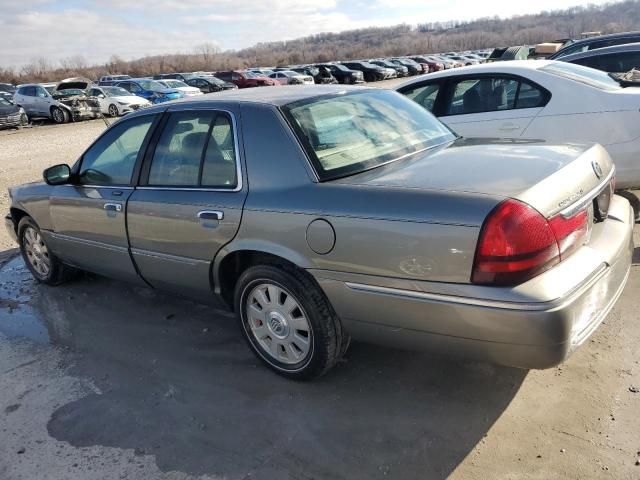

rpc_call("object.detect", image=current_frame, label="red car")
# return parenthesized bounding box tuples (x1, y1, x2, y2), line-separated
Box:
(214, 71, 277, 88)
(410, 56, 444, 73)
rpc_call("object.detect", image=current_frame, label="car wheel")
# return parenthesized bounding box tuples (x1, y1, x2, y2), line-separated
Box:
(235, 264, 346, 379)
(108, 104, 119, 117)
(18, 217, 73, 285)
(51, 107, 68, 124)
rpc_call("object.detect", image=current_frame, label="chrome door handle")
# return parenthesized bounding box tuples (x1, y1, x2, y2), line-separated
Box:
(197, 210, 223, 221)
(103, 203, 122, 212)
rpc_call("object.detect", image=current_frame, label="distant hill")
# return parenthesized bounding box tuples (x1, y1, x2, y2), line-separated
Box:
(2, 0, 640, 84)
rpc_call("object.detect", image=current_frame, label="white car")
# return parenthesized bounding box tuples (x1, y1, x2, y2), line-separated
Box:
(156, 79, 203, 97)
(268, 71, 315, 85)
(396, 60, 640, 190)
(87, 86, 151, 116)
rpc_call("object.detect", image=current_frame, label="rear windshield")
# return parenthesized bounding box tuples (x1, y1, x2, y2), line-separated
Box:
(540, 62, 621, 90)
(283, 90, 455, 181)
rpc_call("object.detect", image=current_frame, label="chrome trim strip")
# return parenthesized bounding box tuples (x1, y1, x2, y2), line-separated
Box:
(136, 186, 237, 193)
(49, 232, 129, 253)
(345, 264, 608, 312)
(130, 247, 209, 265)
(60, 185, 135, 190)
(558, 167, 615, 218)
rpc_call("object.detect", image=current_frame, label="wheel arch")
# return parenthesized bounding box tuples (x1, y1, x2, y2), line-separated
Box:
(9, 207, 30, 233)
(213, 244, 313, 311)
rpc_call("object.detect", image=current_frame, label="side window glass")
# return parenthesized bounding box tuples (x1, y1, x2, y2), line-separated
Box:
(130, 83, 142, 93)
(79, 115, 155, 185)
(618, 52, 640, 72)
(401, 83, 440, 111)
(36, 87, 48, 98)
(24, 86, 36, 96)
(232, 73, 241, 81)
(148, 112, 215, 186)
(515, 82, 546, 108)
(446, 77, 517, 115)
(201, 114, 237, 188)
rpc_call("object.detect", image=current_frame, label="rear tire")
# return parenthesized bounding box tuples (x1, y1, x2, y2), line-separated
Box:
(51, 107, 68, 124)
(18, 217, 73, 285)
(234, 264, 346, 380)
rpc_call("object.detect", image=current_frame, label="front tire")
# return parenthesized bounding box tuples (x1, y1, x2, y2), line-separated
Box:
(51, 107, 68, 124)
(18, 217, 72, 285)
(235, 265, 346, 379)
(108, 104, 119, 117)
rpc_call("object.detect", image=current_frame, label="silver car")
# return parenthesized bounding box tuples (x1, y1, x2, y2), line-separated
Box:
(5, 86, 633, 379)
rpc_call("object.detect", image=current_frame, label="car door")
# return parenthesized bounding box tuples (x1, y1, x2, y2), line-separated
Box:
(34, 86, 52, 116)
(437, 75, 549, 138)
(46, 113, 160, 283)
(126, 104, 247, 303)
(88, 87, 107, 113)
(16, 86, 36, 115)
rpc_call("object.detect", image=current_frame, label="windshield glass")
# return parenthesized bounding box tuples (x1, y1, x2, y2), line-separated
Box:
(138, 80, 166, 91)
(163, 80, 188, 88)
(243, 72, 259, 78)
(44, 86, 56, 94)
(284, 90, 456, 181)
(202, 76, 225, 85)
(53, 89, 85, 96)
(104, 87, 133, 97)
(541, 62, 621, 90)
(0, 97, 12, 106)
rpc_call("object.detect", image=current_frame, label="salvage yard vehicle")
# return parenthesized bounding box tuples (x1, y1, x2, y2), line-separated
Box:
(0, 96, 28, 129)
(87, 86, 151, 117)
(214, 71, 277, 88)
(156, 79, 204, 97)
(559, 42, 640, 73)
(549, 31, 640, 60)
(185, 76, 238, 93)
(98, 75, 132, 86)
(340, 61, 389, 81)
(396, 60, 640, 200)
(114, 78, 183, 104)
(5, 86, 633, 379)
(268, 70, 315, 85)
(14, 78, 101, 124)
(314, 64, 364, 84)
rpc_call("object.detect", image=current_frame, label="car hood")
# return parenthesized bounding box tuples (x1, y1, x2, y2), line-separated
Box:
(333, 137, 612, 217)
(156, 88, 181, 95)
(56, 78, 92, 91)
(0, 104, 19, 115)
(111, 95, 149, 104)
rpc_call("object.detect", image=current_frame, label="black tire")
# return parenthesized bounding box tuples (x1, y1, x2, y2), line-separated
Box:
(51, 107, 68, 124)
(108, 104, 119, 117)
(617, 190, 640, 223)
(234, 264, 347, 380)
(18, 216, 72, 285)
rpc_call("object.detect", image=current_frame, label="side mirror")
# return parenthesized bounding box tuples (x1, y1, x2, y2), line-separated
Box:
(43, 164, 71, 185)
(98, 94, 105, 99)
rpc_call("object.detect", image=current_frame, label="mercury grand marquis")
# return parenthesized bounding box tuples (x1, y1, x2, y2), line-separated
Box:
(5, 86, 634, 379)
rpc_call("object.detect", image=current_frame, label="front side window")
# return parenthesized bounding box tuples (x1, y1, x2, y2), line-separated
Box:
(79, 115, 155, 185)
(284, 90, 455, 181)
(147, 111, 237, 188)
(35, 87, 48, 98)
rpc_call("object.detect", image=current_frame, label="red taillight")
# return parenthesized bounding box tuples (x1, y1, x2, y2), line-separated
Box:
(472, 199, 588, 286)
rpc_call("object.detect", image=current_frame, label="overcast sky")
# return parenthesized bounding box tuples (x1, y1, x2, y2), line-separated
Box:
(1, 0, 611, 69)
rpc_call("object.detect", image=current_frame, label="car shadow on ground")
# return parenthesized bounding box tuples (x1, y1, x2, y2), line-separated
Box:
(1, 257, 526, 480)
(633, 247, 640, 265)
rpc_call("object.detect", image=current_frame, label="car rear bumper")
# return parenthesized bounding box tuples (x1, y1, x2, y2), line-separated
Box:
(311, 195, 634, 369)
(4, 214, 17, 243)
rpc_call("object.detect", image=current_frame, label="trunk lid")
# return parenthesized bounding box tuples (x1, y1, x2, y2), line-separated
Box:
(333, 137, 614, 218)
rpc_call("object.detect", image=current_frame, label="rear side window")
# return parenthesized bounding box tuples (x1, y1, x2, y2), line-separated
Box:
(573, 51, 640, 73)
(79, 115, 156, 185)
(147, 111, 237, 188)
(443, 76, 547, 115)
(400, 83, 440, 111)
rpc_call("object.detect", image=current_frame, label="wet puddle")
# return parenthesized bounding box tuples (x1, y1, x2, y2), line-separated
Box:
(0, 257, 50, 343)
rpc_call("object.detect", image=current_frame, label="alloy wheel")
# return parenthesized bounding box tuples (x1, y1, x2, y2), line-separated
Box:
(23, 227, 51, 278)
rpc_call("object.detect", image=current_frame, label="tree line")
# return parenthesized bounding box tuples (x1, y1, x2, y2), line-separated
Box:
(2, 0, 640, 85)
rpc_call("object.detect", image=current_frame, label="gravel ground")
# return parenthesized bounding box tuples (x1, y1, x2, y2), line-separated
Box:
(1, 85, 640, 479)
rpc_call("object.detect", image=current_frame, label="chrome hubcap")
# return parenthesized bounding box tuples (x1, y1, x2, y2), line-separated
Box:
(246, 283, 311, 365)
(109, 105, 118, 116)
(23, 227, 51, 277)
(53, 109, 63, 122)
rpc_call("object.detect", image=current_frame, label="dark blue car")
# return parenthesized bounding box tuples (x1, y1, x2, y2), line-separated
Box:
(114, 78, 182, 104)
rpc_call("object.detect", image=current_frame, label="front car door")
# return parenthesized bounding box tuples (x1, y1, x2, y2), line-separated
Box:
(34, 86, 52, 116)
(88, 87, 108, 113)
(437, 75, 550, 138)
(126, 104, 247, 303)
(45, 113, 160, 283)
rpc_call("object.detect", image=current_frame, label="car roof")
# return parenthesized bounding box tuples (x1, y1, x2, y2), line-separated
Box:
(565, 30, 640, 47)
(559, 41, 640, 60)
(135, 85, 377, 113)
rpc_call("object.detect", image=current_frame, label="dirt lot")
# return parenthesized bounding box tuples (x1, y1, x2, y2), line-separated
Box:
(1, 94, 640, 479)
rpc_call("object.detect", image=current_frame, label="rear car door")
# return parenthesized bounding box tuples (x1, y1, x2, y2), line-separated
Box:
(438, 75, 549, 138)
(46, 113, 160, 283)
(127, 104, 247, 303)
(15, 86, 36, 115)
